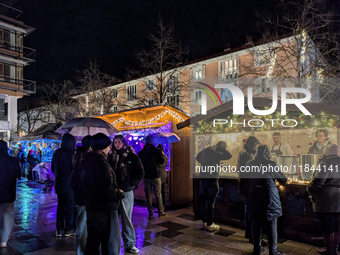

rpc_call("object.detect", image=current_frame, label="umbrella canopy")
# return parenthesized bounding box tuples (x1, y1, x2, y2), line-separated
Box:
(56, 117, 118, 136)
(144, 132, 180, 144)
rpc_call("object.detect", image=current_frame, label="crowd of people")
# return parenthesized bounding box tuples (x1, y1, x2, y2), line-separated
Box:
(196, 129, 340, 255)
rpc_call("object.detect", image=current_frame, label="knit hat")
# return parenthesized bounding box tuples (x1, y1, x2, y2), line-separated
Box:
(91, 133, 112, 151)
(0, 140, 7, 154)
(323, 144, 339, 156)
(81, 135, 92, 149)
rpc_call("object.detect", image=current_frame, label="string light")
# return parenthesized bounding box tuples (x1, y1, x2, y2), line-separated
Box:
(301, 30, 307, 63)
(111, 109, 185, 127)
(86, 96, 89, 112)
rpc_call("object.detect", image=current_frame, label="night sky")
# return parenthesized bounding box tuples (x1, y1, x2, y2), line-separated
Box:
(1, 0, 338, 108)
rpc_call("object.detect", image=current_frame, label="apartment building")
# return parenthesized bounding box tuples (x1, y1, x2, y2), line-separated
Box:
(0, 4, 36, 140)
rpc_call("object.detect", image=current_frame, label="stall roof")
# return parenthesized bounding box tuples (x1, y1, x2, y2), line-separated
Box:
(176, 98, 340, 130)
(12, 122, 63, 142)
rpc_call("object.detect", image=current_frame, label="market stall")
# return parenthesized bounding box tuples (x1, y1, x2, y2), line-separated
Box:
(99, 104, 191, 208)
(177, 98, 340, 245)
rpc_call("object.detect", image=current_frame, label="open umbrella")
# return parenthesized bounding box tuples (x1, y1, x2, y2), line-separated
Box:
(144, 132, 180, 144)
(56, 117, 118, 136)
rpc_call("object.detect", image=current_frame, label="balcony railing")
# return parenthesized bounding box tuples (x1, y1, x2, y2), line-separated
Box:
(0, 76, 36, 94)
(0, 41, 36, 62)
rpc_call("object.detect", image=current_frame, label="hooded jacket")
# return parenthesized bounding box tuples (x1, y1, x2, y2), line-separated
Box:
(70, 146, 87, 205)
(108, 145, 144, 192)
(82, 151, 121, 211)
(138, 143, 164, 179)
(247, 145, 287, 221)
(0, 149, 21, 203)
(51, 134, 75, 194)
(307, 155, 340, 212)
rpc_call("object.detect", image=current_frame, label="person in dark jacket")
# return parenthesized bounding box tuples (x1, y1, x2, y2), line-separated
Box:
(196, 141, 232, 231)
(157, 144, 168, 212)
(82, 133, 123, 255)
(108, 135, 144, 254)
(0, 140, 21, 248)
(237, 136, 261, 242)
(246, 145, 286, 255)
(70, 135, 92, 255)
(138, 136, 166, 219)
(308, 129, 332, 155)
(307, 144, 340, 255)
(52, 133, 76, 237)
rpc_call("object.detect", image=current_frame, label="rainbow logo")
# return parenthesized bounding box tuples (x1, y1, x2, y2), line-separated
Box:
(196, 82, 222, 106)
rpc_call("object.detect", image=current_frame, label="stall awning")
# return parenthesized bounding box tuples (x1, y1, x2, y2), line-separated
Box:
(12, 122, 63, 142)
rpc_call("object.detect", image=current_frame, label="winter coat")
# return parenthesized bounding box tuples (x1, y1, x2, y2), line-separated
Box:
(138, 143, 164, 179)
(246, 158, 287, 221)
(108, 145, 144, 192)
(82, 151, 122, 212)
(158, 152, 168, 184)
(70, 146, 87, 205)
(308, 139, 332, 154)
(196, 146, 232, 180)
(51, 147, 75, 194)
(0, 152, 21, 203)
(237, 136, 261, 195)
(307, 155, 340, 212)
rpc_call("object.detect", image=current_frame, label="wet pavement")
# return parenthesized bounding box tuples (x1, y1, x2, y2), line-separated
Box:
(1, 181, 321, 255)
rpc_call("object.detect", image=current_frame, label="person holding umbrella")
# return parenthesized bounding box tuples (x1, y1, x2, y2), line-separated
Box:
(108, 135, 144, 254)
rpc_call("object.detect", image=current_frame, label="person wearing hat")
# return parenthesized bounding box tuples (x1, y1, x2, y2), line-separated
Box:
(70, 135, 92, 255)
(0, 140, 21, 248)
(307, 144, 340, 255)
(82, 133, 123, 255)
(246, 145, 287, 255)
(52, 133, 76, 237)
(196, 140, 232, 231)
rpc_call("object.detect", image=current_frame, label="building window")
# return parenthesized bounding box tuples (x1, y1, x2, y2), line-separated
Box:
(43, 112, 51, 122)
(111, 105, 119, 112)
(220, 57, 238, 79)
(167, 74, 179, 91)
(255, 77, 272, 94)
(111, 89, 119, 98)
(167, 95, 180, 107)
(146, 80, 155, 91)
(192, 90, 202, 103)
(191, 65, 205, 81)
(126, 84, 137, 101)
(255, 49, 275, 67)
(145, 99, 156, 106)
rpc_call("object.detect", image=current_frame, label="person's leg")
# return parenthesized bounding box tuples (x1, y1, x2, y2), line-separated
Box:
(252, 216, 262, 255)
(0, 202, 15, 245)
(119, 191, 136, 250)
(317, 212, 336, 255)
(65, 191, 75, 232)
(85, 211, 102, 255)
(161, 182, 166, 210)
(75, 205, 87, 255)
(108, 210, 121, 255)
(244, 195, 252, 241)
(266, 218, 278, 255)
(199, 180, 208, 225)
(152, 178, 164, 215)
(56, 193, 66, 232)
(143, 179, 154, 217)
(206, 181, 219, 226)
(334, 213, 340, 254)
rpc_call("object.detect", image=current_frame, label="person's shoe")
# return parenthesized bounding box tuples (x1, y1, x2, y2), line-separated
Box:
(261, 239, 268, 246)
(159, 212, 167, 217)
(55, 230, 62, 237)
(148, 214, 155, 220)
(252, 246, 265, 255)
(126, 246, 139, 254)
(206, 223, 220, 231)
(0, 242, 7, 248)
(202, 222, 207, 228)
(64, 230, 76, 237)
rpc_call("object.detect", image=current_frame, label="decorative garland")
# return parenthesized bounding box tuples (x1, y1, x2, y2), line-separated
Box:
(112, 109, 185, 127)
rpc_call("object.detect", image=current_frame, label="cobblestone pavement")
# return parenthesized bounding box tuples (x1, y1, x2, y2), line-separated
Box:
(0, 181, 321, 255)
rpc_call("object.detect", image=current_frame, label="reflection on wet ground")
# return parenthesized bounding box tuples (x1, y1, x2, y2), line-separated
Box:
(0, 181, 320, 254)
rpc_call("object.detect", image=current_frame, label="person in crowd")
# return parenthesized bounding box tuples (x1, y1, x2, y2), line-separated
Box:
(82, 133, 124, 255)
(309, 129, 332, 155)
(108, 135, 144, 254)
(0, 140, 21, 248)
(237, 136, 261, 243)
(271, 132, 294, 156)
(307, 144, 340, 255)
(27, 150, 40, 181)
(16, 144, 26, 177)
(51, 133, 76, 237)
(157, 144, 168, 212)
(70, 135, 92, 255)
(246, 145, 287, 255)
(196, 141, 232, 231)
(138, 136, 166, 219)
